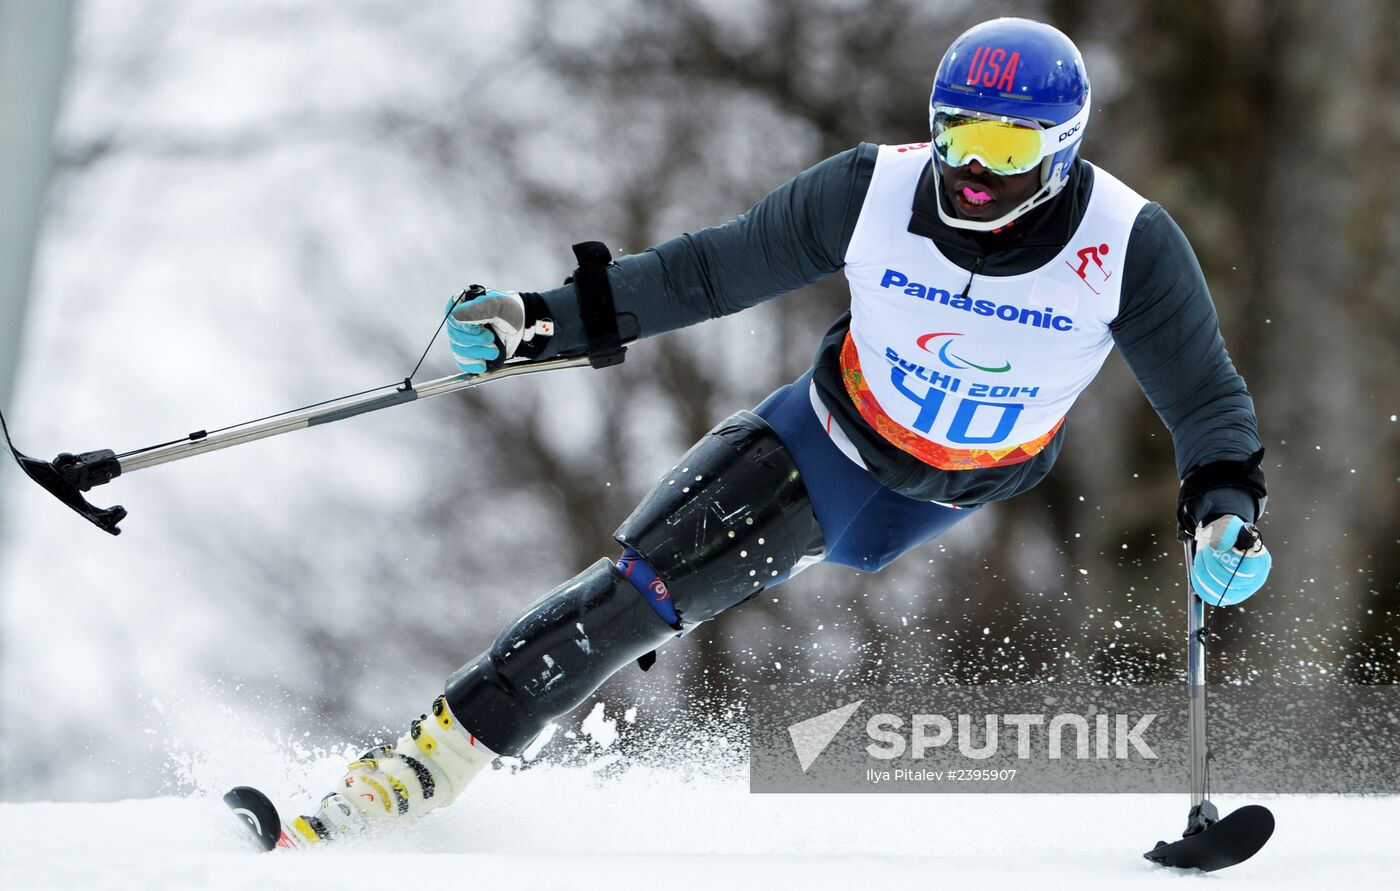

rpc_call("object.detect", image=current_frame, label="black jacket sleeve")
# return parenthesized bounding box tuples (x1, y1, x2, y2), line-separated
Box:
(1112, 203, 1265, 524)
(530, 144, 877, 359)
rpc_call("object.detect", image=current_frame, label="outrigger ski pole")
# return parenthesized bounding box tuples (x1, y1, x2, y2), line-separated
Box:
(1, 285, 602, 535)
(1143, 530, 1275, 872)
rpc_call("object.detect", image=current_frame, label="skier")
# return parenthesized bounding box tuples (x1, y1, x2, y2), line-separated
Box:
(280, 17, 1273, 844)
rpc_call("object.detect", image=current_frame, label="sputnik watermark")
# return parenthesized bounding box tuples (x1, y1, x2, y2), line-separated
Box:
(786, 703, 1156, 773)
(865, 711, 1157, 761)
(753, 685, 1400, 794)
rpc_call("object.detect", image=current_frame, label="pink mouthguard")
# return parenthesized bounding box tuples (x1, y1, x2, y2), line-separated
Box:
(962, 187, 992, 202)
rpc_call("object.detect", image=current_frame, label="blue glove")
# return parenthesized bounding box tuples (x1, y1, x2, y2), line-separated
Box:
(1190, 515, 1271, 606)
(445, 315, 498, 375)
(445, 288, 554, 374)
(442, 290, 510, 375)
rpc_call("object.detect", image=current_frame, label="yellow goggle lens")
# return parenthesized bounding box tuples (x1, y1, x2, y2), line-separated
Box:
(933, 115, 1045, 175)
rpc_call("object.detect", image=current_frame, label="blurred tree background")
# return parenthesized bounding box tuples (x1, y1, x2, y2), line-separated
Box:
(0, 0, 1395, 800)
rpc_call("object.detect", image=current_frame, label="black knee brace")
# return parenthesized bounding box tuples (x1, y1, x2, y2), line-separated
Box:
(444, 558, 678, 756)
(614, 410, 824, 628)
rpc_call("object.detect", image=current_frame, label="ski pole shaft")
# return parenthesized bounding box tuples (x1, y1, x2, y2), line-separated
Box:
(1183, 540, 1212, 818)
(118, 356, 591, 475)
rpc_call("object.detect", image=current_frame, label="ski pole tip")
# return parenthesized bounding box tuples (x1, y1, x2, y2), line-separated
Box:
(9, 447, 126, 535)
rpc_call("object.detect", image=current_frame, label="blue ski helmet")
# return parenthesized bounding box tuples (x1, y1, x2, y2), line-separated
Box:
(929, 18, 1091, 231)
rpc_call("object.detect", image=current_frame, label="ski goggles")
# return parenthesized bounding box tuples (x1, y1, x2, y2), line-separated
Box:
(931, 103, 1089, 175)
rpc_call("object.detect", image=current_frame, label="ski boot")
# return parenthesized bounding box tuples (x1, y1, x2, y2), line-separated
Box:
(290, 694, 497, 845)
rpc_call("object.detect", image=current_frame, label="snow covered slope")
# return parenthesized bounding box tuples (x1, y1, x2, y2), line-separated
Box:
(2, 763, 1394, 890)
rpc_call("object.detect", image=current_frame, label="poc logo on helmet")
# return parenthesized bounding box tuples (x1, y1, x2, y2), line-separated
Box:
(1058, 122, 1083, 143)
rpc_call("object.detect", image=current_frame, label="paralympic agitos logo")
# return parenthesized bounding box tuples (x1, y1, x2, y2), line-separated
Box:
(917, 332, 1011, 374)
(880, 268, 1074, 332)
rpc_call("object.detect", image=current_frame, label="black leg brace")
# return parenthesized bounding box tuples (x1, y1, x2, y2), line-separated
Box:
(444, 410, 823, 755)
(614, 410, 824, 627)
(444, 558, 677, 756)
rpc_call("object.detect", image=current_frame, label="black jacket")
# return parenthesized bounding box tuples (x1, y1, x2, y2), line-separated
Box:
(530, 145, 1264, 523)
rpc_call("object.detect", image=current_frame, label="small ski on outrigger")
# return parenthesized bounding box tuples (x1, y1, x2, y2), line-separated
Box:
(1145, 803, 1274, 872)
(1141, 536, 1275, 872)
(224, 786, 324, 851)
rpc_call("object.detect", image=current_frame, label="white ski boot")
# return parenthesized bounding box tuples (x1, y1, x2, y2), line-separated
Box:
(289, 694, 496, 845)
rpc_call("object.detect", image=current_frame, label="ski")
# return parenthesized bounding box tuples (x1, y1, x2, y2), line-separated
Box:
(1144, 803, 1275, 872)
(223, 785, 317, 852)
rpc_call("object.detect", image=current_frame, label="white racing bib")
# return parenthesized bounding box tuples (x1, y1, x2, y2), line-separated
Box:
(838, 143, 1147, 470)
